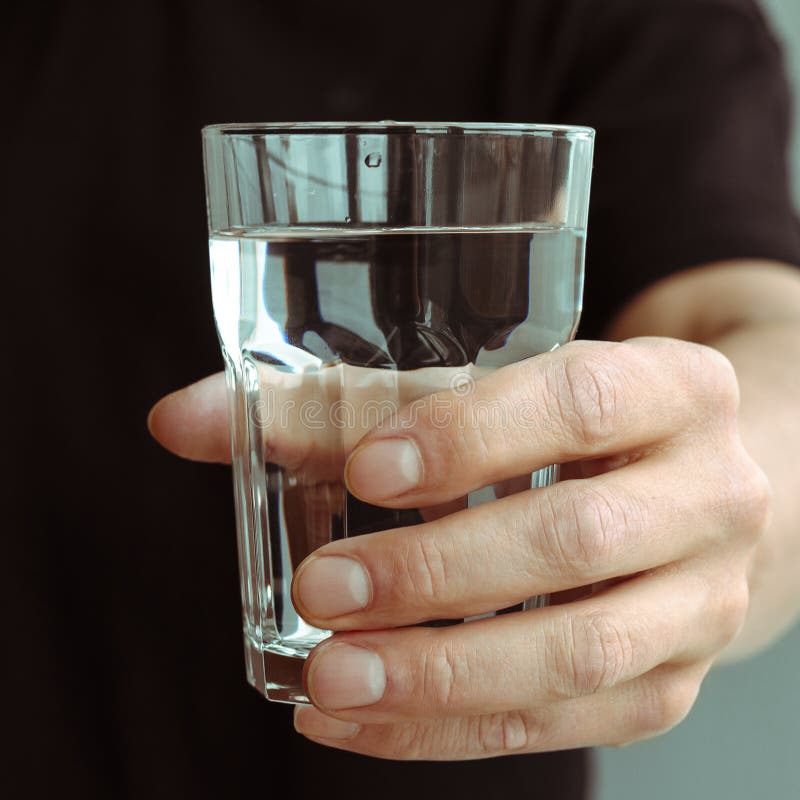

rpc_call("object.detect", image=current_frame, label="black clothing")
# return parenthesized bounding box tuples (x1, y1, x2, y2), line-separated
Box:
(3, 1, 799, 798)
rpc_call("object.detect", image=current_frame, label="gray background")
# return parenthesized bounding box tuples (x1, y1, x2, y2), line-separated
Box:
(597, 1, 800, 797)
(766, 0, 800, 207)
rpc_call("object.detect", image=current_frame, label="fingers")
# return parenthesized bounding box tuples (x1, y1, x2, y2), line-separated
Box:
(294, 660, 711, 760)
(148, 367, 352, 473)
(293, 449, 759, 629)
(298, 567, 744, 722)
(150, 339, 741, 502)
(148, 372, 231, 462)
(345, 338, 741, 507)
(147, 364, 487, 479)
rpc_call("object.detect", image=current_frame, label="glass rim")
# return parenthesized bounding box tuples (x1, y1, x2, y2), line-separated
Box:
(202, 120, 595, 139)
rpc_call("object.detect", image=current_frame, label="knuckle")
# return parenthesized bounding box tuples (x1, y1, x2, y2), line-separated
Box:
(551, 612, 634, 698)
(713, 579, 751, 647)
(385, 721, 434, 761)
(443, 406, 491, 474)
(537, 483, 640, 577)
(684, 344, 740, 417)
(417, 642, 464, 709)
(472, 710, 548, 755)
(397, 533, 451, 607)
(740, 463, 773, 539)
(714, 452, 773, 543)
(548, 348, 625, 449)
(636, 675, 700, 738)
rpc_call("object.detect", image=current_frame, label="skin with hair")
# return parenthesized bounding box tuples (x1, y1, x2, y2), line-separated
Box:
(149, 259, 800, 761)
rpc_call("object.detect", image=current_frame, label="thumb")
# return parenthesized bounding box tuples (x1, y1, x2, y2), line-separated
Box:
(147, 372, 231, 463)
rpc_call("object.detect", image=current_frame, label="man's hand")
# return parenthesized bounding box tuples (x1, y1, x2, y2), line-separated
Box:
(149, 334, 770, 760)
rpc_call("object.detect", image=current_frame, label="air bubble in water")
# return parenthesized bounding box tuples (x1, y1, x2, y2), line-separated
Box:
(364, 152, 382, 168)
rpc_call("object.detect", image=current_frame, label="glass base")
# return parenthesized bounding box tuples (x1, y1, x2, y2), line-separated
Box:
(243, 635, 321, 704)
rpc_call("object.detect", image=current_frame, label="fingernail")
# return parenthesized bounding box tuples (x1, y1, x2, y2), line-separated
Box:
(294, 556, 371, 619)
(294, 705, 361, 740)
(347, 438, 422, 499)
(307, 643, 386, 710)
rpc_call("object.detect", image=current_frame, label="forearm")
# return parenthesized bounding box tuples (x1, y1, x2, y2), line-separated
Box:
(607, 260, 800, 661)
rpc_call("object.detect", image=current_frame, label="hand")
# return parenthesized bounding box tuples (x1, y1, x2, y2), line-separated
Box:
(149, 337, 771, 760)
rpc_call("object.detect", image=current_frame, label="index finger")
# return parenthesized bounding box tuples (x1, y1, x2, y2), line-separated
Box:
(345, 338, 735, 507)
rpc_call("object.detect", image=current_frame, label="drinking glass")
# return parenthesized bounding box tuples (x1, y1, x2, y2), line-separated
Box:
(203, 122, 594, 703)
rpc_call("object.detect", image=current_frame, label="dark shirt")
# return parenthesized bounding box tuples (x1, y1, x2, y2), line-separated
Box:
(3, 1, 799, 798)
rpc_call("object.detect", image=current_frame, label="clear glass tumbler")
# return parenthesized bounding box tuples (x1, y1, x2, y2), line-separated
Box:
(202, 122, 594, 703)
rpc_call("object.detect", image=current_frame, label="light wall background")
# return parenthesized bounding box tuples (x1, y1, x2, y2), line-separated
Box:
(766, 0, 800, 207)
(597, 1, 800, 797)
